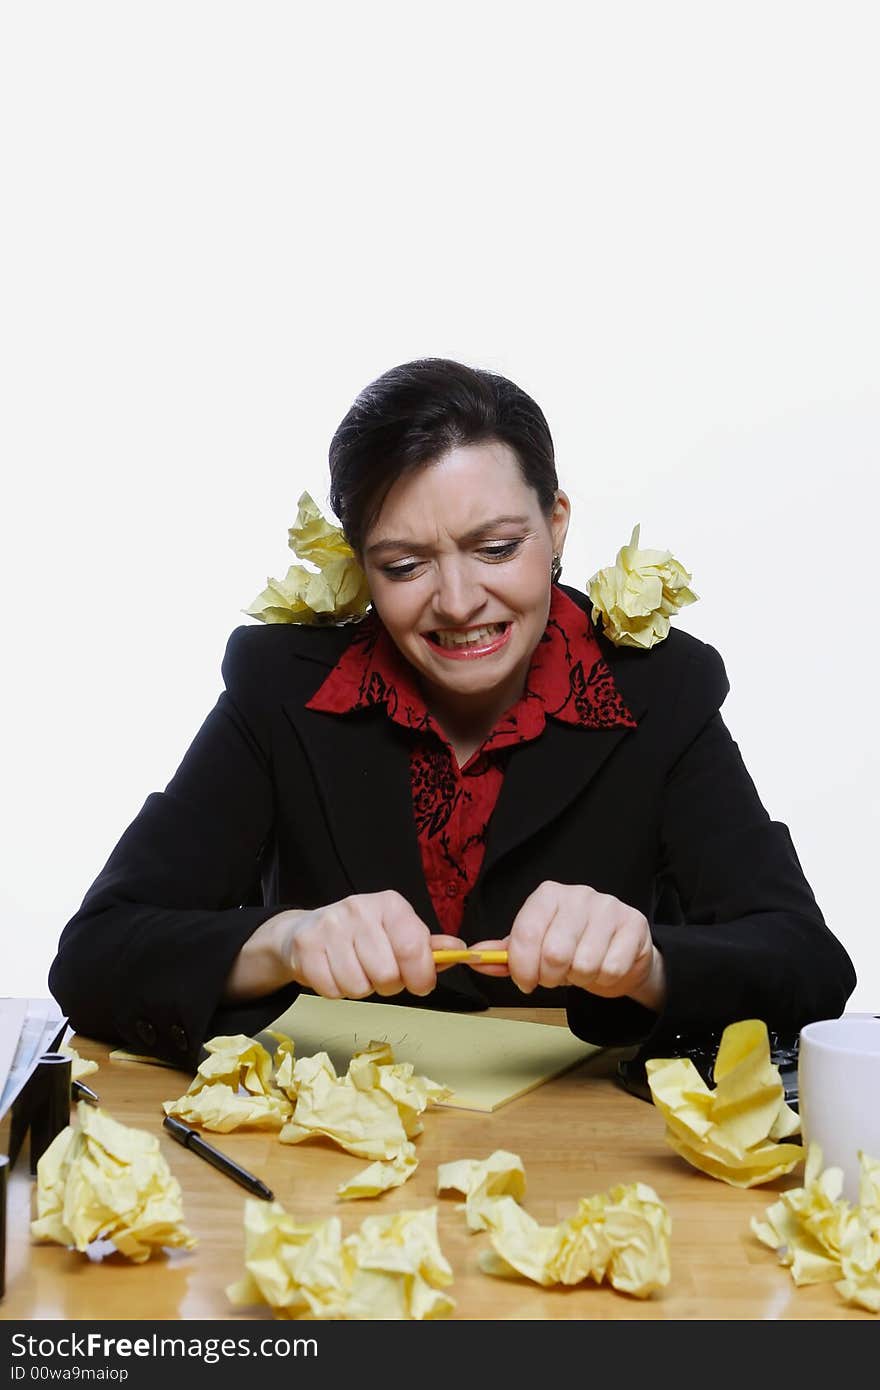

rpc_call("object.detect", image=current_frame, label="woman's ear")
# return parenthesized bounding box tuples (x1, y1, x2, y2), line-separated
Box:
(550, 490, 571, 557)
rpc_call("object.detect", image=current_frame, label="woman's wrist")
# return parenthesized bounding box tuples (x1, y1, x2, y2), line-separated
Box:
(222, 909, 308, 1002)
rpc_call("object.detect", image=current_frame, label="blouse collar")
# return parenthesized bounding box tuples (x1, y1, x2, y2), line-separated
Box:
(306, 584, 637, 749)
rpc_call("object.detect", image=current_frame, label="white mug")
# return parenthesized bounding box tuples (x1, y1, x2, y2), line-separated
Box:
(798, 1013, 880, 1203)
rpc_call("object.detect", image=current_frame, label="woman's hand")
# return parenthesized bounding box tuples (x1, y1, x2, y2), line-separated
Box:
(271, 891, 466, 1000)
(467, 880, 667, 1012)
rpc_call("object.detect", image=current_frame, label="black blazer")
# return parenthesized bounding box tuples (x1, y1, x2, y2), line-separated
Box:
(49, 585, 856, 1070)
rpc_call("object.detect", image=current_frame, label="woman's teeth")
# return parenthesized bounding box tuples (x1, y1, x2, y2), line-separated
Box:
(431, 623, 507, 649)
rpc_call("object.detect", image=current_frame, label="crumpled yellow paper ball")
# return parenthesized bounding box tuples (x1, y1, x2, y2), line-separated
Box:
(752, 1144, 880, 1312)
(478, 1184, 671, 1298)
(164, 1034, 449, 1196)
(336, 1149, 419, 1201)
(164, 1084, 291, 1132)
(30, 1102, 196, 1263)
(270, 1034, 298, 1100)
(163, 1034, 293, 1132)
(226, 1198, 455, 1320)
(437, 1152, 670, 1298)
(58, 1041, 99, 1081)
(245, 492, 371, 625)
(436, 1150, 527, 1231)
(193, 1033, 277, 1093)
(645, 1019, 802, 1186)
(280, 1041, 451, 1197)
(587, 524, 697, 649)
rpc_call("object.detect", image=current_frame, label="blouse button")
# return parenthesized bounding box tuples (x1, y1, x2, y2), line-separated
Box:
(445, 882, 459, 898)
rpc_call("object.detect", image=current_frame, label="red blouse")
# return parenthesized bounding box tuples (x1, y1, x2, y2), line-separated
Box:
(306, 586, 637, 936)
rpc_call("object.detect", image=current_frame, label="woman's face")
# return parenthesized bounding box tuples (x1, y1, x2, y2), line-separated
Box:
(361, 442, 570, 714)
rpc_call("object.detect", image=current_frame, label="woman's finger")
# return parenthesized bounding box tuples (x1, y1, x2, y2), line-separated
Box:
(569, 909, 639, 994)
(352, 914, 406, 997)
(375, 893, 439, 995)
(457, 936, 511, 976)
(431, 934, 475, 973)
(329, 941, 376, 1000)
(536, 911, 582, 989)
(307, 947, 347, 1000)
(508, 884, 560, 992)
(588, 916, 653, 996)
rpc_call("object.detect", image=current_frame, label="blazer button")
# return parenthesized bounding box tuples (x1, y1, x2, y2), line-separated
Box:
(170, 1025, 189, 1054)
(135, 1018, 157, 1048)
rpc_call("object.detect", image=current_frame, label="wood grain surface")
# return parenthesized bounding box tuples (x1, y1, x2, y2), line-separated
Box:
(1, 1009, 868, 1320)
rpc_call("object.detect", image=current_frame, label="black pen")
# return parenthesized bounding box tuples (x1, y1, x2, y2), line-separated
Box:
(71, 1080, 99, 1104)
(162, 1115, 274, 1200)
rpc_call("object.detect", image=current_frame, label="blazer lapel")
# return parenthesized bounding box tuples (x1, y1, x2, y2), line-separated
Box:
(480, 715, 640, 876)
(283, 692, 491, 1007)
(283, 698, 442, 932)
(481, 638, 651, 876)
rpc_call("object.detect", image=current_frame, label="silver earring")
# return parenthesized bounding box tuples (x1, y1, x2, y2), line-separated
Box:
(551, 553, 562, 584)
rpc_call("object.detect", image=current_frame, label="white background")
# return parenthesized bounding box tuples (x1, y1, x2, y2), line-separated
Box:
(2, 2, 878, 1007)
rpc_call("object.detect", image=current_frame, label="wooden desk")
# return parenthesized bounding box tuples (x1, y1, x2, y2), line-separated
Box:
(1, 1010, 868, 1320)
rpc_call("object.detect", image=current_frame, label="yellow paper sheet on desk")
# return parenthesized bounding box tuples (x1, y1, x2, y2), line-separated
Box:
(109, 1049, 180, 1069)
(263, 995, 600, 1112)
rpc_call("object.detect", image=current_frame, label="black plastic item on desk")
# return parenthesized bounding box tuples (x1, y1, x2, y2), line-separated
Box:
(7, 1052, 73, 1175)
(28, 1053, 73, 1173)
(616, 1028, 801, 1111)
(1, 1153, 8, 1300)
(162, 1115, 274, 1200)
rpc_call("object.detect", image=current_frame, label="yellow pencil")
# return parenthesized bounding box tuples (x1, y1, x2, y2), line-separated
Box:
(432, 949, 509, 964)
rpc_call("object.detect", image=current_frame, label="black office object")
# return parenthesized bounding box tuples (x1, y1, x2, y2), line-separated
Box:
(163, 1115, 274, 1200)
(27, 1053, 73, 1173)
(8, 1051, 73, 1174)
(616, 1028, 801, 1111)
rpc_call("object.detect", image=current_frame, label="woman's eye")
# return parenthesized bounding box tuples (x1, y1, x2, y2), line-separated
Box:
(383, 560, 423, 579)
(478, 540, 523, 560)
(381, 539, 523, 578)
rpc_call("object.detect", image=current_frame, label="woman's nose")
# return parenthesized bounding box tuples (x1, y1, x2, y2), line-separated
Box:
(430, 560, 486, 626)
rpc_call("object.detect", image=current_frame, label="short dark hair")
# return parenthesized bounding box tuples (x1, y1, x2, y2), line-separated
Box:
(328, 358, 558, 554)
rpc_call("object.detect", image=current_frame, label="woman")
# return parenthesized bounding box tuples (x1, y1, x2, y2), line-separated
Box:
(49, 358, 856, 1070)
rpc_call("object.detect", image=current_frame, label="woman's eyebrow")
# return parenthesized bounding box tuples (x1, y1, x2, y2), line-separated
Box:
(366, 515, 531, 557)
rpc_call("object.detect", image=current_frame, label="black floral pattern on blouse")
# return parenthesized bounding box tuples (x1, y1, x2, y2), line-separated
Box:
(547, 657, 636, 729)
(410, 746, 460, 838)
